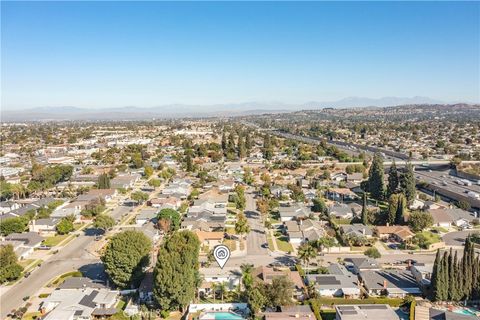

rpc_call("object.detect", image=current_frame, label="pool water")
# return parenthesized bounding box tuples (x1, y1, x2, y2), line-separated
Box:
(453, 308, 478, 317)
(200, 312, 245, 320)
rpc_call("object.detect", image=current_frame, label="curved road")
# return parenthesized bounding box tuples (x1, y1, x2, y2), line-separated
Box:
(0, 230, 102, 319)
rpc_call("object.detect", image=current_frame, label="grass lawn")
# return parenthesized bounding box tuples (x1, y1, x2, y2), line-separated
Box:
(48, 270, 83, 287)
(267, 234, 275, 250)
(43, 234, 69, 247)
(18, 259, 35, 268)
(276, 236, 293, 252)
(415, 231, 442, 249)
(223, 239, 237, 251)
(21, 312, 42, 320)
(430, 226, 449, 233)
(225, 227, 236, 234)
(332, 218, 352, 225)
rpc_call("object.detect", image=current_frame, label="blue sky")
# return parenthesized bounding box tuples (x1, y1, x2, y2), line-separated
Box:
(1, 1, 479, 109)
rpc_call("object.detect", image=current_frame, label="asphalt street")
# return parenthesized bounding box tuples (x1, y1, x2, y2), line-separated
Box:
(0, 229, 103, 319)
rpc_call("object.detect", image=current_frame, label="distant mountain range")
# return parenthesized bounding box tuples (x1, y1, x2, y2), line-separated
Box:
(0, 96, 460, 121)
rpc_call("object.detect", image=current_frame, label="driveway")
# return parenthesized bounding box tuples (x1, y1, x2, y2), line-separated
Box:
(442, 230, 478, 246)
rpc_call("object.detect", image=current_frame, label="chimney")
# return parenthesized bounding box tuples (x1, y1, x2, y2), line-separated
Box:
(383, 280, 387, 289)
(362, 229, 366, 235)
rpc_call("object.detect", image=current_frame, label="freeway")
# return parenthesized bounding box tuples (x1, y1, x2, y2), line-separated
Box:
(254, 125, 480, 210)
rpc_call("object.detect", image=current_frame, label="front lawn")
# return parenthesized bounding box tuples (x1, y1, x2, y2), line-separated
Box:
(275, 236, 293, 252)
(413, 231, 442, 249)
(43, 234, 69, 247)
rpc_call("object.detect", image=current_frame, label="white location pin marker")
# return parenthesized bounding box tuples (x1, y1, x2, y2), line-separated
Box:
(213, 245, 231, 269)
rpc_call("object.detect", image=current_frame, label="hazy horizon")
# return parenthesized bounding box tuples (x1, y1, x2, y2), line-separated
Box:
(2, 1, 479, 110)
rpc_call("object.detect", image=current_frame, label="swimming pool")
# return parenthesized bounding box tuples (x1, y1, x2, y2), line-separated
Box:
(453, 308, 479, 317)
(200, 312, 245, 320)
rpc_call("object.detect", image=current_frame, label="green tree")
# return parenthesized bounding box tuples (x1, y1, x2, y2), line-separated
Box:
(312, 197, 327, 214)
(144, 166, 154, 178)
(235, 212, 250, 240)
(264, 276, 294, 308)
(431, 250, 445, 301)
(364, 247, 381, 259)
(387, 160, 399, 197)
(243, 167, 254, 185)
(298, 242, 316, 275)
(247, 285, 267, 315)
(0, 217, 28, 236)
(131, 191, 148, 203)
(361, 192, 368, 225)
(157, 208, 181, 232)
(263, 135, 274, 160)
(408, 211, 433, 232)
(153, 231, 200, 312)
(386, 194, 400, 225)
(97, 173, 111, 189)
(367, 153, 385, 200)
(238, 135, 246, 159)
(395, 193, 407, 225)
(0, 245, 23, 284)
(56, 216, 74, 235)
(102, 230, 152, 288)
(240, 263, 254, 290)
(93, 214, 115, 231)
(400, 162, 416, 205)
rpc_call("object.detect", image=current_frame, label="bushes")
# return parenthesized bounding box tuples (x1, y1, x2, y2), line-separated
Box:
(409, 300, 416, 320)
(309, 299, 323, 320)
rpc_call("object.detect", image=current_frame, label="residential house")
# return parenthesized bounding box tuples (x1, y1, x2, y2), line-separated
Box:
(375, 226, 415, 243)
(149, 197, 182, 210)
(41, 279, 118, 320)
(252, 266, 305, 301)
(359, 270, 422, 297)
(195, 231, 224, 249)
(198, 267, 241, 298)
(328, 203, 354, 220)
(428, 208, 476, 228)
(347, 173, 364, 184)
(110, 173, 141, 189)
(326, 188, 358, 202)
(2, 232, 44, 259)
(335, 304, 400, 320)
(410, 263, 433, 287)
(0, 201, 20, 214)
(51, 201, 83, 221)
(29, 218, 59, 236)
(284, 219, 326, 245)
(263, 305, 315, 320)
(218, 179, 236, 193)
(182, 212, 226, 231)
(344, 258, 381, 275)
(339, 224, 373, 239)
(306, 274, 360, 298)
(278, 204, 312, 222)
(136, 208, 158, 225)
(76, 189, 117, 203)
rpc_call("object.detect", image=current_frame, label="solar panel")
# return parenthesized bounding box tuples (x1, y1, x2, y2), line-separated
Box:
(359, 305, 388, 310)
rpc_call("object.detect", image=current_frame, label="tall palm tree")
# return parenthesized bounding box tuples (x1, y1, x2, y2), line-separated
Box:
(298, 242, 316, 275)
(240, 263, 254, 291)
(218, 282, 227, 302)
(210, 282, 217, 302)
